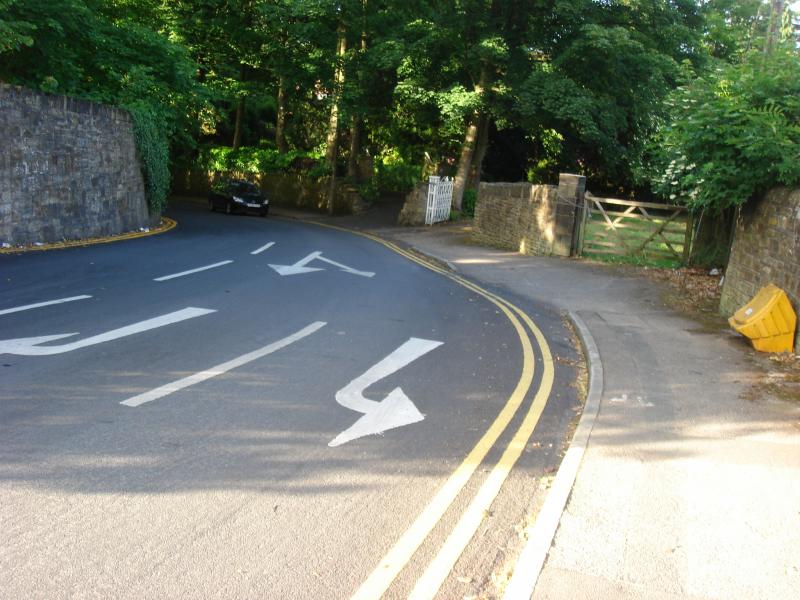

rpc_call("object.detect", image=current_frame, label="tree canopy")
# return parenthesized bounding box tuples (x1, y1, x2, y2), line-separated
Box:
(1, 0, 798, 211)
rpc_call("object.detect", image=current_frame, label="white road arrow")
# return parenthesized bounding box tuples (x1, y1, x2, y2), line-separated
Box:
(329, 337, 443, 447)
(269, 251, 375, 277)
(0, 307, 216, 356)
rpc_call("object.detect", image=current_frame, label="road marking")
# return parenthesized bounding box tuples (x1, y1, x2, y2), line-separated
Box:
(329, 337, 443, 447)
(0, 307, 216, 356)
(154, 260, 233, 281)
(300, 222, 554, 600)
(269, 251, 375, 277)
(120, 321, 327, 407)
(350, 289, 535, 600)
(251, 241, 275, 255)
(408, 302, 555, 600)
(0, 295, 92, 316)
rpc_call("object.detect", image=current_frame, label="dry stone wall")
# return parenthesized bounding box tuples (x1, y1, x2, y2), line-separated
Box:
(471, 174, 584, 257)
(721, 187, 800, 350)
(0, 84, 150, 245)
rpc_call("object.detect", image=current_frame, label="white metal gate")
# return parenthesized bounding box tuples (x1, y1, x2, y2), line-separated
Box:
(425, 176, 454, 225)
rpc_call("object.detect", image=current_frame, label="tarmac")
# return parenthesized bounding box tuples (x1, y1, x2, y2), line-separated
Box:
(276, 200, 800, 600)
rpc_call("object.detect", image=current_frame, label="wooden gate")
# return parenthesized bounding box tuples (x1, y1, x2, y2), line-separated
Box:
(576, 194, 693, 265)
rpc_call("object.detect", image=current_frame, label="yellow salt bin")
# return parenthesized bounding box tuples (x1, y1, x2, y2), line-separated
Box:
(729, 284, 797, 353)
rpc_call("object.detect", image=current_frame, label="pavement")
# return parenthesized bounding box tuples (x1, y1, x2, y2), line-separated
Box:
(275, 200, 800, 599)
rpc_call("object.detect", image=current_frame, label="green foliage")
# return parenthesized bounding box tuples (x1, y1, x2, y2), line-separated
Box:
(461, 189, 477, 218)
(357, 178, 381, 203)
(647, 51, 800, 212)
(374, 154, 421, 194)
(196, 146, 321, 174)
(127, 102, 170, 214)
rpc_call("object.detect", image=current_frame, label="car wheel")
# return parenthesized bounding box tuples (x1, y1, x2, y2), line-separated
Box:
(225, 202, 232, 215)
(260, 208, 267, 217)
(208, 199, 215, 212)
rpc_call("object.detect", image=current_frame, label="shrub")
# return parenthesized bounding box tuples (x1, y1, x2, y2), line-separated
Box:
(196, 146, 320, 174)
(646, 51, 800, 212)
(462, 189, 477, 218)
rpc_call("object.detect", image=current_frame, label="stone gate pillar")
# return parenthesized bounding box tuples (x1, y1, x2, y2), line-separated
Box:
(553, 173, 586, 257)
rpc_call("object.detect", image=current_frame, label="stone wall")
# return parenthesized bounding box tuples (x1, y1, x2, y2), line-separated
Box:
(471, 174, 585, 257)
(172, 170, 368, 215)
(720, 187, 800, 350)
(397, 183, 428, 226)
(0, 84, 150, 245)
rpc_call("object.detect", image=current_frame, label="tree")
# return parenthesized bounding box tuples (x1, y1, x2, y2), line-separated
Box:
(647, 50, 800, 212)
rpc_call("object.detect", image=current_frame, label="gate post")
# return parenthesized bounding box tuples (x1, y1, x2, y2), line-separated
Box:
(553, 173, 586, 257)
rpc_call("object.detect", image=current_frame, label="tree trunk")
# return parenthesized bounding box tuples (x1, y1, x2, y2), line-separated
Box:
(452, 66, 490, 211)
(347, 6, 369, 181)
(467, 113, 490, 191)
(452, 120, 479, 211)
(232, 95, 245, 151)
(276, 75, 288, 154)
(765, 0, 785, 54)
(347, 117, 362, 179)
(325, 22, 348, 214)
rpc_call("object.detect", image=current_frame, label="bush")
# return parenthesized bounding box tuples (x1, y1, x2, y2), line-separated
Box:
(374, 160, 421, 194)
(462, 189, 477, 218)
(195, 146, 322, 175)
(646, 51, 800, 212)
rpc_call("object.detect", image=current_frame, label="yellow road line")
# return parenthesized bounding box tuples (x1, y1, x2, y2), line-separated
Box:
(0, 218, 176, 254)
(296, 219, 555, 599)
(409, 304, 555, 600)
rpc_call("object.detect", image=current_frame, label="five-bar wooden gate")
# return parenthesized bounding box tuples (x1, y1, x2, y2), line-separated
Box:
(576, 194, 693, 264)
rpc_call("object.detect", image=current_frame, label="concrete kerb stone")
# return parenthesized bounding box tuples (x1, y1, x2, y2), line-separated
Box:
(502, 311, 603, 600)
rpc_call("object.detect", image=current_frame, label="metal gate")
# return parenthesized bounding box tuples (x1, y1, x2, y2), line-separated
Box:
(425, 176, 454, 225)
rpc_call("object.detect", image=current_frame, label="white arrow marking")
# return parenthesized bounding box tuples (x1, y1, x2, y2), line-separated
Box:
(329, 337, 443, 447)
(0, 295, 92, 316)
(0, 307, 216, 356)
(315, 254, 375, 278)
(269, 251, 375, 277)
(121, 320, 326, 407)
(250, 241, 275, 255)
(154, 260, 233, 281)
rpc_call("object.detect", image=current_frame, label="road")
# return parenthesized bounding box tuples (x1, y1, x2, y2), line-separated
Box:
(0, 201, 582, 599)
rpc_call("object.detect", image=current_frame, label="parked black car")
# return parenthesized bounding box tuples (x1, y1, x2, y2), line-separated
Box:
(208, 179, 269, 216)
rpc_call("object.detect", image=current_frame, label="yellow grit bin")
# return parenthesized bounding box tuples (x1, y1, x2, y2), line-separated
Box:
(729, 284, 797, 353)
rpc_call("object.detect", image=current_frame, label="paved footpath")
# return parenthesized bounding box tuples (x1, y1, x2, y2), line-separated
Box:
(286, 203, 800, 600)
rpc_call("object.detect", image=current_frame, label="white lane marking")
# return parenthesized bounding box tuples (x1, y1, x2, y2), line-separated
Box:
(250, 241, 275, 255)
(121, 321, 327, 407)
(329, 337, 443, 447)
(269, 251, 325, 276)
(0, 308, 216, 356)
(0, 295, 92, 316)
(315, 254, 375, 277)
(269, 251, 374, 278)
(154, 260, 233, 281)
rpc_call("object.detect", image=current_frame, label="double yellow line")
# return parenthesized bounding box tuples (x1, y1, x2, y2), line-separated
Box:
(303, 222, 555, 600)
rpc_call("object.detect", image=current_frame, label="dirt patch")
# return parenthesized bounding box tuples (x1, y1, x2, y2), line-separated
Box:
(640, 266, 728, 330)
(742, 352, 800, 404)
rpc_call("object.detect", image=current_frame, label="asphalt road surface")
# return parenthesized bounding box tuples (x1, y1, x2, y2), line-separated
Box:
(1, 201, 582, 599)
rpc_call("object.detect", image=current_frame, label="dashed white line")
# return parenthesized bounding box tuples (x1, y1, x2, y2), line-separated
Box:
(251, 242, 275, 255)
(120, 320, 327, 407)
(0, 295, 92, 316)
(154, 260, 233, 281)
